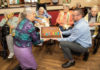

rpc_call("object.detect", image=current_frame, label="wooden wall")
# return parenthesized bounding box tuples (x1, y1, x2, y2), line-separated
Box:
(70, 0, 98, 7)
(59, 0, 99, 8)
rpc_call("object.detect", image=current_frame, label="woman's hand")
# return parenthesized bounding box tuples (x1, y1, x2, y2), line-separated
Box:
(89, 23, 95, 27)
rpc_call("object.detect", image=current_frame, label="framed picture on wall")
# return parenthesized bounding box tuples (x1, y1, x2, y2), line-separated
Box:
(63, 0, 71, 4)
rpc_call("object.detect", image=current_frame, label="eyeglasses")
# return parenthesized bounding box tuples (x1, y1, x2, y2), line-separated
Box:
(73, 14, 81, 17)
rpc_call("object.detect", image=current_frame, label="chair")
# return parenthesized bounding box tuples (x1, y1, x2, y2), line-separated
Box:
(93, 28, 100, 54)
(36, 3, 47, 11)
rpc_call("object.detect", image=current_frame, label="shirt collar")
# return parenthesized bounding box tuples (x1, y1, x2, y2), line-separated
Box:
(74, 18, 84, 25)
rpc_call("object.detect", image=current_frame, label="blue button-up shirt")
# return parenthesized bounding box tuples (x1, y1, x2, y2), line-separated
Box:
(58, 18, 92, 48)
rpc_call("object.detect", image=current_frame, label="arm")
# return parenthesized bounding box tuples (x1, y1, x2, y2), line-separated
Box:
(7, 17, 18, 29)
(31, 30, 42, 45)
(58, 28, 82, 42)
(56, 11, 61, 24)
(28, 23, 42, 45)
(0, 18, 7, 27)
(89, 23, 100, 27)
(69, 13, 74, 26)
(93, 23, 100, 26)
(62, 29, 72, 35)
(92, 26, 98, 38)
(84, 14, 88, 22)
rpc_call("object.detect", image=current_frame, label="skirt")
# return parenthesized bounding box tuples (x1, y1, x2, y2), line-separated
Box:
(14, 45, 37, 70)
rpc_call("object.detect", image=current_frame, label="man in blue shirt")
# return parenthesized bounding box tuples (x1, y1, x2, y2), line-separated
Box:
(58, 8, 92, 68)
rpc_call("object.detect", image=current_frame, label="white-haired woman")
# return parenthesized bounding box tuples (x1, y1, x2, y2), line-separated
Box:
(34, 7, 52, 28)
(14, 7, 42, 70)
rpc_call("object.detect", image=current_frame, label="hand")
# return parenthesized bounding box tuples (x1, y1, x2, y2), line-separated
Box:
(92, 35, 96, 38)
(89, 23, 94, 27)
(40, 23, 45, 26)
(52, 38, 58, 41)
(38, 43, 43, 46)
(62, 24, 70, 29)
(4, 16, 8, 21)
(43, 38, 51, 41)
(36, 19, 42, 23)
(35, 23, 40, 26)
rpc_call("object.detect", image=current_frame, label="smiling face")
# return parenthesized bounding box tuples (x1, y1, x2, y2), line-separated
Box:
(73, 9, 83, 22)
(38, 7, 44, 15)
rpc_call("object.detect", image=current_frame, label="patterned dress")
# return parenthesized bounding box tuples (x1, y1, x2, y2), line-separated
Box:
(14, 18, 42, 70)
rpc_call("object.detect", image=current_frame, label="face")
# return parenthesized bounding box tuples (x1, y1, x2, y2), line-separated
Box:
(73, 11, 82, 22)
(39, 8, 44, 15)
(91, 8, 98, 17)
(28, 11, 36, 21)
(63, 5, 69, 12)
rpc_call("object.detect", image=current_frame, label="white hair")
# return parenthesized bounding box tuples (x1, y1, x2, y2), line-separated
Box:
(39, 7, 45, 11)
(91, 5, 99, 11)
(20, 7, 35, 20)
(23, 7, 35, 14)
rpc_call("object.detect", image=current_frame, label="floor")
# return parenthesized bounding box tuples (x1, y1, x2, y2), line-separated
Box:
(0, 43, 100, 70)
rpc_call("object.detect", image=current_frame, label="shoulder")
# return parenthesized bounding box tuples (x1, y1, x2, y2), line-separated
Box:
(1, 18, 7, 22)
(76, 19, 88, 28)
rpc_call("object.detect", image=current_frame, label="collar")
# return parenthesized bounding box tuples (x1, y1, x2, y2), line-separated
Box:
(74, 18, 84, 25)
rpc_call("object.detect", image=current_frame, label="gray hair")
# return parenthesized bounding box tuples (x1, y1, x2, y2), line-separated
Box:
(39, 7, 45, 11)
(73, 8, 84, 16)
(91, 5, 99, 11)
(22, 7, 35, 17)
(19, 7, 35, 20)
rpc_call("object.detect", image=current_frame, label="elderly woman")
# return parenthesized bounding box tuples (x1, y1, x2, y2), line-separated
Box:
(14, 7, 42, 70)
(84, 5, 100, 37)
(0, 12, 18, 59)
(34, 7, 51, 28)
(56, 4, 74, 31)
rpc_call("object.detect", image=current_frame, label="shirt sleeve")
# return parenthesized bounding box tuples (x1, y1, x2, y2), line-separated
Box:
(0, 18, 7, 27)
(62, 29, 72, 35)
(8, 17, 18, 28)
(28, 23, 42, 45)
(58, 28, 83, 42)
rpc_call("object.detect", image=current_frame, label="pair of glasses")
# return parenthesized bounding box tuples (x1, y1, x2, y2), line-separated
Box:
(73, 14, 80, 17)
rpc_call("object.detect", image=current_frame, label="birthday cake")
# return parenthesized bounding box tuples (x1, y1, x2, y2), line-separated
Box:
(41, 27, 62, 38)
